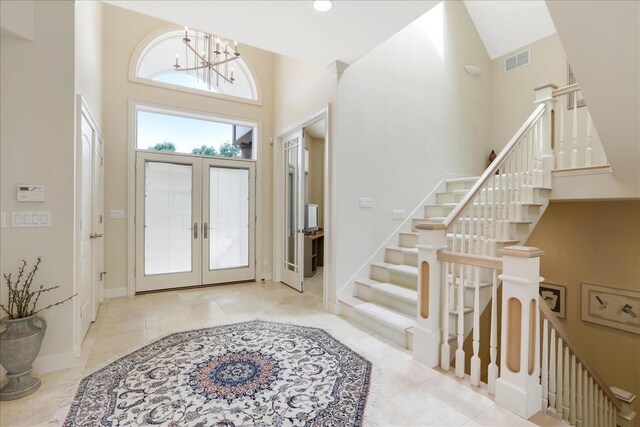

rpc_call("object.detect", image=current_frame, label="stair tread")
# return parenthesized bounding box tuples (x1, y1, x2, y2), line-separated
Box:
(445, 176, 479, 183)
(338, 295, 367, 308)
(387, 264, 418, 276)
(355, 278, 383, 287)
(386, 246, 418, 255)
(354, 303, 417, 331)
(449, 306, 474, 315)
(371, 261, 400, 269)
(399, 232, 418, 236)
(371, 283, 418, 303)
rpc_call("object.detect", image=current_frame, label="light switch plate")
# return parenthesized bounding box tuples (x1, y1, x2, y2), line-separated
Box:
(109, 209, 125, 219)
(359, 197, 374, 208)
(12, 211, 51, 227)
(392, 209, 406, 220)
(17, 185, 45, 202)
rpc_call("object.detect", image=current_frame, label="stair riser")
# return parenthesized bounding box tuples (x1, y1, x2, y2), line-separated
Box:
(355, 312, 410, 348)
(355, 282, 373, 302)
(384, 248, 418, 267)
(371, 290, 417, 317)
(371, 265, 389, 283)
(388, 270, 417, 290)
(398, 233, 418, 248)
(445, 180, 477, 192)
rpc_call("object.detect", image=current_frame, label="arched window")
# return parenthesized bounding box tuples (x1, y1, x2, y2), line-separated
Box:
(133, 28, 258, 102)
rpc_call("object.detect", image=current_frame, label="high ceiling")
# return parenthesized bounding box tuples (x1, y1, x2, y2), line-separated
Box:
(463, 0, 556, 59)
(103, 1, 439, 67)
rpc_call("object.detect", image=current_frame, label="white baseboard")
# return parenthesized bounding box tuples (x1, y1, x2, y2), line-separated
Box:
(32, 351, 76, 374)
(104, 287, 128, 299)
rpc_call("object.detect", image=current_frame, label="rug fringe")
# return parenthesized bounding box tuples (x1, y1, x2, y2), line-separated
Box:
(364, 363, 385, 427)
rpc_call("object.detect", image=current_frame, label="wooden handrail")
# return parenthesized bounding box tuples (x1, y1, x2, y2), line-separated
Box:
(434, 103, 546, 232)
(437, 250, 503, 270)
(552, 83, 580, 98)
(539, 301, 622, 410)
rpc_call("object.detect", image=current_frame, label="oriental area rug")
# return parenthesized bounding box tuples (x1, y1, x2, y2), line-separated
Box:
(63, 320, 373, 426)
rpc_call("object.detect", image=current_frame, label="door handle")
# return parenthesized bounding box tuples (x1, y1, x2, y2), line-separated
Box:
(192, 222, 198, 239)
(90, 233, 103, 239)
(203, 222, 208, 239)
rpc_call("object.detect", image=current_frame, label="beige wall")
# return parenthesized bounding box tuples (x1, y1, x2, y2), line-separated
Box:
(335, 1, 493, 294)
(101, 4, 275, 294)
(527, 201, 640, 414)
(0, 1, 77, 370)
(490, 34, 606, 166)
(75, 0, 103, 129)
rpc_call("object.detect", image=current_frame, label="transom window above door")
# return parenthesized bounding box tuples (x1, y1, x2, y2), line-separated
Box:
(134, 28, 258, 102)
(136, 107, 255, 160)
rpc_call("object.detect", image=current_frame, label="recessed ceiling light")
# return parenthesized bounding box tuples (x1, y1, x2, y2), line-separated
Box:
(313, 1, 332, 12)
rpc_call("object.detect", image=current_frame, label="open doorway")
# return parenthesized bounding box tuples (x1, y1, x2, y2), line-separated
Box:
(274, 106, 330, 308)
(301, 121, 325, 301)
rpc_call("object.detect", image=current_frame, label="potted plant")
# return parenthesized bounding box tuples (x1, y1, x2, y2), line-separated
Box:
(0, 258, 75, 400)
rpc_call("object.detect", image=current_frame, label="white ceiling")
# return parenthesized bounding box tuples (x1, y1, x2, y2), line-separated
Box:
(463, 0, 556, 59)
(103, 1, 438, 67)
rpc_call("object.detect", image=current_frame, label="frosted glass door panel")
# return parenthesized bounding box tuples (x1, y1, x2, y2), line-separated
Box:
(209, 167, 249, 270)
(144, 161, 193, 275)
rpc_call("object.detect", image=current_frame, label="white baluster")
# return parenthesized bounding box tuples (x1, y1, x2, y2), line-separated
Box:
(470, 266, 481, 386)
(590, 377, 595, 426)
(606, 399, 612, 427)
(483, 179, 489, 255)
(599, 388, 604, 426)
(557, 338, 564, 417)
(455, 263, 465, 378)
(558, 96, 565, 168)
(582, 369, 589, 427)
(571, 91, 579, 168)
(461, 212, 466, 254)
(570, 354, 577, 424)
(488, 268, 499, 395)
(542, 318, 549, 411)
(564, 346, 570, 420)
(585, 111, 593, 166)
(441, 261, 451, 371)
(576, 362, 583, 427)
(549, 328, 557, 415)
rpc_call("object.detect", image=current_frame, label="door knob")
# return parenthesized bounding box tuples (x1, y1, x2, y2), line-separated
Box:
(90, 233, 103, 239)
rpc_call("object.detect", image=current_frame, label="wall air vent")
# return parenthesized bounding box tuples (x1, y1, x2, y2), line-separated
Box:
(505, 49, 530, 72)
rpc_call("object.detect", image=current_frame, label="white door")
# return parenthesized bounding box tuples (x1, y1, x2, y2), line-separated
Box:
(91, 135, 104, 320)
(202, 158, 255, 284)
(135, 152, 203, 291)
(280, 130, 305, 292)
(79, 115, 94, 339)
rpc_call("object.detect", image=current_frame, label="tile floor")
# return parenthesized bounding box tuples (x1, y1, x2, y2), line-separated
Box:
(1, 280, 542, 427)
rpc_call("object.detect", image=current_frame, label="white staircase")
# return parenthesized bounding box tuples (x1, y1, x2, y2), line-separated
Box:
(338, 175, 551, 350)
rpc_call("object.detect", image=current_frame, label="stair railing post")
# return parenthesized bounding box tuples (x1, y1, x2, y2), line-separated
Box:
(495, 245, 544, 419)
(534, 83, 558, 189)
(413, 224, 447, 367)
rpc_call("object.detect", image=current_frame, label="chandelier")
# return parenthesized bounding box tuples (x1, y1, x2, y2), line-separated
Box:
(173, 27, 241, 90)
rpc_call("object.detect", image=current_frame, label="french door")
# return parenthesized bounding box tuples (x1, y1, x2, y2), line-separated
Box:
(135, 152, 255, 292)
(280, 130, 305, 292)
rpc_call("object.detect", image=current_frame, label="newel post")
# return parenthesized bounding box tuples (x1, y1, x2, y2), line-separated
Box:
(495, 245, 544, 419)
(534, 83, 558, 189)
(413, 223, 447, 368)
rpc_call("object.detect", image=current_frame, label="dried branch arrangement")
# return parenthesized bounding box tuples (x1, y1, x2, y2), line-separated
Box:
(0, 258, 76, 320)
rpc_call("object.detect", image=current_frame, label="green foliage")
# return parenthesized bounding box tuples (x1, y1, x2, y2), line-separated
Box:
(149, 141, 177, 152)
(191, 145, 218, 156)
(218, 142, 240, 158)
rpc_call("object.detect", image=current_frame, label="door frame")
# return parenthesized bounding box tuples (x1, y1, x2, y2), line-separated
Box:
(273, 105, 332, 310)
(74, 95, 104, 355)
(127, 100, 262, 296)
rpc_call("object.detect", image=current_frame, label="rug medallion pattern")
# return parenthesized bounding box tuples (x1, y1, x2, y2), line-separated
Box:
(64, 320, 372, 426)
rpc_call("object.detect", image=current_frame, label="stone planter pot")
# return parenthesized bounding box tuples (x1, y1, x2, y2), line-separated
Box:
(0, 315, 46, 400)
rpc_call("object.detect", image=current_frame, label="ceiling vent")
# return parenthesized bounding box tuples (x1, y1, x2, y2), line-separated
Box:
(505, 49, 530, 72)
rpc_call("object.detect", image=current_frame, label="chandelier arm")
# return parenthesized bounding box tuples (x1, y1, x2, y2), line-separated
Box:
(176, 65, 211, 72)
(209, 65, 234, 84)
(210, 56, 240, 67)
(184, 41, 208, 64)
